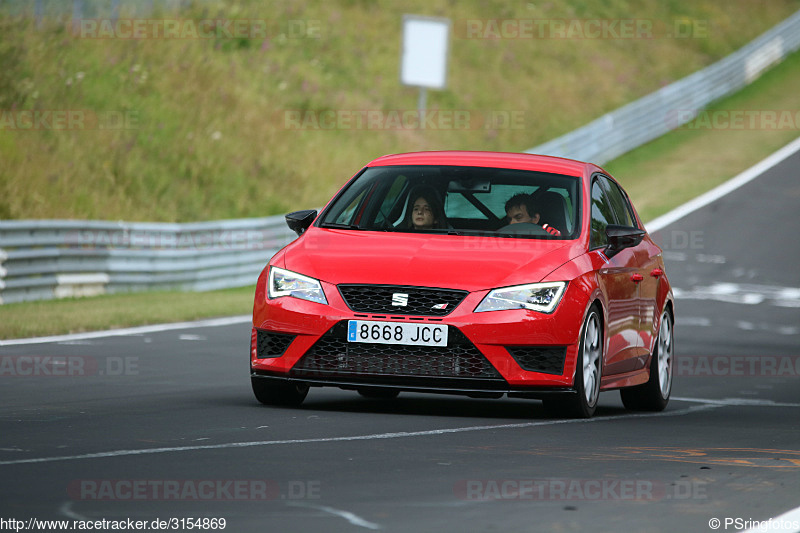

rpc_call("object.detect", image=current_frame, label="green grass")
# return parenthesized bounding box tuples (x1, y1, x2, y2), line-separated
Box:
(0, 286, 254, 339)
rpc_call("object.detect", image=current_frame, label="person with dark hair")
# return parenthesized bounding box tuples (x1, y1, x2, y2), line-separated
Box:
(403, 186, 447, 230)
(504, 193, 561, 236)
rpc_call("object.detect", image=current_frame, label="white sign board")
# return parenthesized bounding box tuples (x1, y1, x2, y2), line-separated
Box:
(400, 15, 450, 90)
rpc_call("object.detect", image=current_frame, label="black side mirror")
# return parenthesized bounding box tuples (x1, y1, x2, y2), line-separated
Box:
(605, 224, 645, 258)
(285, 210, 318, 237)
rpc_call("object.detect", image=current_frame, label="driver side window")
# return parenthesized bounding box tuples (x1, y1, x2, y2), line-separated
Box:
(603, 177, 637, 228)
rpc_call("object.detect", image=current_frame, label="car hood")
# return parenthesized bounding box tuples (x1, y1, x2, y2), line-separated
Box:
(281, 228, 584, 291)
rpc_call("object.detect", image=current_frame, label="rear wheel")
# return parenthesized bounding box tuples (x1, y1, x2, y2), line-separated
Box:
(620, 308, 673, 411)
(544, 306, 603, 418)
(251, 377, 309, 406)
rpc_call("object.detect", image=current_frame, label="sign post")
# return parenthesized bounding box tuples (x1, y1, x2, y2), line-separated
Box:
(400, 15, 451, 124)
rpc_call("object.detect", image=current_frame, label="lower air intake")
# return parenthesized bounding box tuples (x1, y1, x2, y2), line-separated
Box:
(290, 322, 502, 379)
(506, 346, 567, 375)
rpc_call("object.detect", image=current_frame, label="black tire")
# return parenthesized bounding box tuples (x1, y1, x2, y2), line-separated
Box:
(357, 387, 400, 399)
(251, 377, 309, 406)
(620, 308, 673, 411)
(544, 306, 603, 418)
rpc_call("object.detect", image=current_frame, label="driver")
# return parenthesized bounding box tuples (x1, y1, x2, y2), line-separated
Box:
(504, 193, 561, 236)
(402, 186, 448, 230)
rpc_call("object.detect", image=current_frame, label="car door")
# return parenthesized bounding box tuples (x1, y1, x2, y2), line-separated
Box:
(606, 179, 661, 359)
(602, 176, 654, 370)
(590, 176, 643, 376)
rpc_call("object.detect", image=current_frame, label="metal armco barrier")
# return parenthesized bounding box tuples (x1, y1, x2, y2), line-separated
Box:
(0, 218, 296, 304)
(526, 9, 800, 164)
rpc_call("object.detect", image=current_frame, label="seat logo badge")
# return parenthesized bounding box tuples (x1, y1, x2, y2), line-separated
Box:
(432, 303, 448, 310)
(392, 293, 409, 307)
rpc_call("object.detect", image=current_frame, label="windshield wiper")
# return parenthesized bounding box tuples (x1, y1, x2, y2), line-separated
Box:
(419, 228, 465, 236)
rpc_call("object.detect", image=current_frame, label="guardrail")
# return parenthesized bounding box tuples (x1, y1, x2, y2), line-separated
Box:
(3, 0, 199, 20)
(526, 9, 800, 164)
(0, 218, 296, 304)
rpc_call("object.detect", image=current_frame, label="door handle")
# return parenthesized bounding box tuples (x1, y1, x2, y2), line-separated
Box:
(650, 268, 664, 278)
(631, 273, 644, 283)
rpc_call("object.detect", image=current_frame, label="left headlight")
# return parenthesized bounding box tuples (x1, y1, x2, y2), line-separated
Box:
(268, 266, 328, 305)
(474, 281, 566, 314)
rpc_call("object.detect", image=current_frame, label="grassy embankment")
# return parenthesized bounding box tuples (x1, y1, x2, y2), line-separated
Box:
(1, 1, 799, 337)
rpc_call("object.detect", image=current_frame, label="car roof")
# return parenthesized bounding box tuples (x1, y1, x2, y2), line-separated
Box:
(367, 151, 590, 178)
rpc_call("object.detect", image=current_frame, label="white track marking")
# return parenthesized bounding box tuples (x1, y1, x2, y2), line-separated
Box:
(646, 135, 800, 233)
(0, 404, 719, 467)
(178, 334, 207, 341)
(673, 397, 800, 408)
(740, 504, 800, 533)
(59, 501, 88, 521)
(663, 251, 687, 262)
(672, 282, 800, 307)
(0, 315, 251, 346)
(675, 317, 712, 327)
(288, 503, 382, 530)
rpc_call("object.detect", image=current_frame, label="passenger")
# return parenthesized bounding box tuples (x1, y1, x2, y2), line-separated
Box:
(404, 186, 447, 230)
(504, 193, 561, 236)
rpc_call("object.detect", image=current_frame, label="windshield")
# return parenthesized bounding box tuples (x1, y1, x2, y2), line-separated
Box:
(318, 165, 580, 239)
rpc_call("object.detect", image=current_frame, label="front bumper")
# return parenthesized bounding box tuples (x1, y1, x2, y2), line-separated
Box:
(251, 278, 588, 394)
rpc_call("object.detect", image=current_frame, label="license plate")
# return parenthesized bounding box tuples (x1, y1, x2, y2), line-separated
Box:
(347, 320, 448, 347)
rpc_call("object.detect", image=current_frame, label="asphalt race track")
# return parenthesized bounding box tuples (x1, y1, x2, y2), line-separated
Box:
(1, 144, 799, 532)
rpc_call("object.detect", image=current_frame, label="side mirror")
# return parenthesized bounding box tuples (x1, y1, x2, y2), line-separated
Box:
(605, 224, 645, 257)
(285, 210, 318, 237)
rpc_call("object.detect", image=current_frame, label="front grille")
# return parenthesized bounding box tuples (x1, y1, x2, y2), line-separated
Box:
(506, 346, 567, 375)
(338, 285, 468, 316)
(290, 322, 502, 380)
(256, 330, 295, 358)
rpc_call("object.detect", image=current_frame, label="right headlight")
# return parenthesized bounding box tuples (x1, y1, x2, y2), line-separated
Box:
(474, 281, 566, 314)
(268, 266, 328, 305)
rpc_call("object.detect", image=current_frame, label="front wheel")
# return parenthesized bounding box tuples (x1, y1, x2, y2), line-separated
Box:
(544, 306, 603, 418)
(620, 308, 673, 411)
(252, 377, 309, 406)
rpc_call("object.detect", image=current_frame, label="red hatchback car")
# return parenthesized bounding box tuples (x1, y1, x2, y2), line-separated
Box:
(250, 151, 674, 417)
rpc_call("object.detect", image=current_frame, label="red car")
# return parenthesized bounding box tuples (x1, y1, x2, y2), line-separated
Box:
(250, 151, 674, 417)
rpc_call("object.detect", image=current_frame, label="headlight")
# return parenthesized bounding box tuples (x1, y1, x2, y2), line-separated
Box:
(474, 282, 566, 314)
(268, 267, 328, 305)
